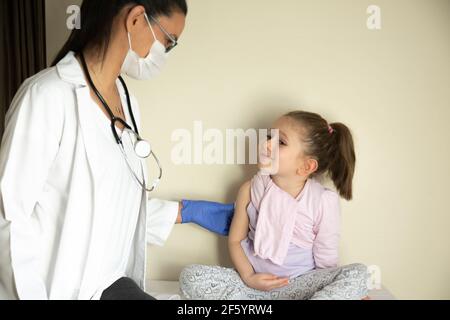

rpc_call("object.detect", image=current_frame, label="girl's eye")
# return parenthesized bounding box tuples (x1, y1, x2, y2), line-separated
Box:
(267, 134, 286, 146)
(266, 135, 286, 146)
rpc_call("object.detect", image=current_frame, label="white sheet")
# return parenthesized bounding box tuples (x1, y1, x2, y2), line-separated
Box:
(146, 280, 396, 300)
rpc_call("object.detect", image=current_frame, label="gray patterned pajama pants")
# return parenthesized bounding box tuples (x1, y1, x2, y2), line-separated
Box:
(179, 263, 369, 300)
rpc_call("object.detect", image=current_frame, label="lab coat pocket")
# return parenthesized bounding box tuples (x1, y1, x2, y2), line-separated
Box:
(34, 184, 65, 234)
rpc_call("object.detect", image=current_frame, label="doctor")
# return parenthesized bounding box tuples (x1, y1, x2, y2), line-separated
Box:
(0, 0, 234, 300)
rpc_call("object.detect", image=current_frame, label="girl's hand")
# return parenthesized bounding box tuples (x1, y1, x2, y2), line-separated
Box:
(242, 273, 289, 291)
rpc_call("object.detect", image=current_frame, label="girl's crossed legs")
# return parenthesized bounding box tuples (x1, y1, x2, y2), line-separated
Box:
(179, 263, 369, 300)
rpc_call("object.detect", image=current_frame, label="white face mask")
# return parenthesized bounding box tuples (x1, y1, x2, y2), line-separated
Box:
(121, 13, 168, 80)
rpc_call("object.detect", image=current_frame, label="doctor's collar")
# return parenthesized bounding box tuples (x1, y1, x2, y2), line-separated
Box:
(55, 51, 128, 101)
(56, 51, 89, 87)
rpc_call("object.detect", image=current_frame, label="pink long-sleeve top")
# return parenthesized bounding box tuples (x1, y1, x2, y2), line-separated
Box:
(240, 172, 341, 278)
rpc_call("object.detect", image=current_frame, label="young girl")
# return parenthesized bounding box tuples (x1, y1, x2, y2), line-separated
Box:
(179, 111, 369, 300)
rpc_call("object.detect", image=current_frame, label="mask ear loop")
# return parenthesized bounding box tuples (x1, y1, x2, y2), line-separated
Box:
(144, 13, 157, 41)
(127, 32, 133, 51)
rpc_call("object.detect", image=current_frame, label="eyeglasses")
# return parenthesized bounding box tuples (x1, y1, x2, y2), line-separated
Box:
(148, 15, 178, 53)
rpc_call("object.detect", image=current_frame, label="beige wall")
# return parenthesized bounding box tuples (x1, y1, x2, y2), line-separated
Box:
(46, 0, 450, 299)
(45, 0, 82, 66)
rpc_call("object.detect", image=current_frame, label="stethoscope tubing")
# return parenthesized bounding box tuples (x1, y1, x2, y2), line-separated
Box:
(78, 52, 162, 192)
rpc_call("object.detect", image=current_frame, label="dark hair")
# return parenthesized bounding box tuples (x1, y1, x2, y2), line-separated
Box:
(51, 0, 188, 66)
(285, 111, 356, 200)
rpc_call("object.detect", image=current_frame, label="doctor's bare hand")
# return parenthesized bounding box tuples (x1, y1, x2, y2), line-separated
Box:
(242, 273, 289, 291)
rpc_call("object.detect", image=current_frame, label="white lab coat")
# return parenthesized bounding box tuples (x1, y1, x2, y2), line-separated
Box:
(0, 51, 178, 300)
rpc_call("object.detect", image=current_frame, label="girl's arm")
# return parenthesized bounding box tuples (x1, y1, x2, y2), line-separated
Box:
(228, 181, 289, 291)
(312, 190, 341, 269)
(228, 181, 254, 279)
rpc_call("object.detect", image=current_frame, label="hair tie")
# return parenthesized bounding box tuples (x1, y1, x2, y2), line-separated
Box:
(328, 125, 334, 134)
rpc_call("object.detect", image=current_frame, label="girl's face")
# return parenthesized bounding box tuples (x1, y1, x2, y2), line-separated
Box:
(258, 116, 317, 178)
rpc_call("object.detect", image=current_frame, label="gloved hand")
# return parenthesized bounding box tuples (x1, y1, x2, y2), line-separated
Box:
(181, 200, 235, 236)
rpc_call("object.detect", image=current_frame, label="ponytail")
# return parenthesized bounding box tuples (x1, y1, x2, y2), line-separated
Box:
(328, 123, 355, 200)
(284, 111, 356, 200)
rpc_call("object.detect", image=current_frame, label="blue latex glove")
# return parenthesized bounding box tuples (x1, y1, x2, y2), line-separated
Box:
(181, 200, 235, 236)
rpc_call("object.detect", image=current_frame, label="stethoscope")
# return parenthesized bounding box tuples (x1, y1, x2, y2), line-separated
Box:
(79, 53, 162, 192)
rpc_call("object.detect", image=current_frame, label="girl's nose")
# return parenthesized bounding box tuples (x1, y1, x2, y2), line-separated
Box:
(266, 139, 272, 156)
(260, 139, 270, 157)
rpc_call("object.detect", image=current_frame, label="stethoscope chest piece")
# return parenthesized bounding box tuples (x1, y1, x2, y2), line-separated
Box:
(135, 139, 152, 159)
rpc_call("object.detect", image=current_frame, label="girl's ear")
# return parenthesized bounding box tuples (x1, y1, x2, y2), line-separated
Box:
(297, 157, 318, 177)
